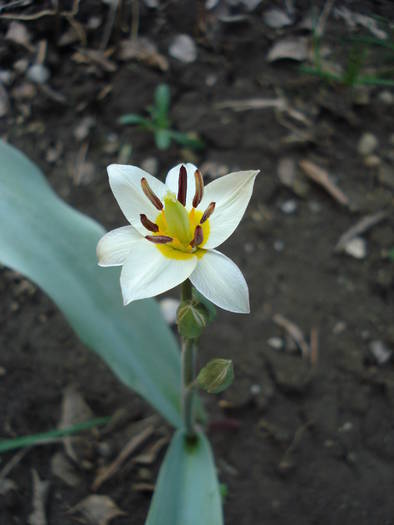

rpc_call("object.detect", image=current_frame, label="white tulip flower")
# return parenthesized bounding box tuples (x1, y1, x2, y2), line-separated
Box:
(97, 163, 259, 313)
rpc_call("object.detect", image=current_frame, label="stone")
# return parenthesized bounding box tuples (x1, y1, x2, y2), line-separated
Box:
(358, 132, 378, 156)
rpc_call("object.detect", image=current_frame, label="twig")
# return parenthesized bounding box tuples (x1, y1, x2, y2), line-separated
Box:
(299, 159, 349, 207)
(0, 448, 30, 481)
(273, 314, 310, 358)
(100, 0, 119, 50)
(92, 424, 154, 491)
(0, 0, 79, 21)
(214, 98, 286, 112)
(316, 0, 335, 37)
(335, 210, 389, 252)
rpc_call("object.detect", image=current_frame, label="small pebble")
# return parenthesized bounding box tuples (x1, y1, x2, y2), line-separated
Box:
(339, 421, 353, 433)
(169, 34, 197, 63)
(250, 384, 261, 395)
(333, 321, 346, 335)
(274, 240, 284, 252)
(267, 337, 283, 350)
(358, 132, 378, 156)
(280, 199, 297, 214)
(378, 90, 393, 104)
(344, 237, 367, 259)
(26, 63, 50, 84)
(363, 154, 380, 168)
(205, 74, 217, 87)
(369, 340, 392, 365)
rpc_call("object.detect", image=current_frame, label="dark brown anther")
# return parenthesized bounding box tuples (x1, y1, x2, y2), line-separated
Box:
(146, 235, 173, 244)
(190, 225, 203, 248)
(192, 169, 204, 208)
(140, 214, 159, 233)
(141, 178, 163, 210)
(177, 165, 187, 206)
(200, 202, 215, 224)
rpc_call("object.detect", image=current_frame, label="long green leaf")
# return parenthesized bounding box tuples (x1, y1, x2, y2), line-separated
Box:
(0, 140, 182, 427)
(146, 430, 223, 525)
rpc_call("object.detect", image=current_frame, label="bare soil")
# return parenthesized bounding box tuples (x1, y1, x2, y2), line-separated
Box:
(1, 1, 393, 524)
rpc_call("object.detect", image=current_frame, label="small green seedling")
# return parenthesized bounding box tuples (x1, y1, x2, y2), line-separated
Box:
(300, 20, 394, 87)
(119, 84, 204, 151)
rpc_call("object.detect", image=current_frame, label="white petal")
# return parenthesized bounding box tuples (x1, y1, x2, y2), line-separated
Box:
(108, 164, 167, 235)
(199, 170, 260, 249)
(120, 240, 197, 305)
(190, 250, 250, 313)
(165, 163, 199, 209)
(97, 226, 141, 267)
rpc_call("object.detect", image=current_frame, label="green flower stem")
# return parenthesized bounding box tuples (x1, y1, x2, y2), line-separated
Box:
(180, 279, 197, 438)
(181, 338, 197, 437)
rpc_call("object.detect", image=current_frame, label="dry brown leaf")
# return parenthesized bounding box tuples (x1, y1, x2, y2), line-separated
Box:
(70, 495, 125, 525)
(28, 470, 49, 525)
(118, 38, 168, 71)
(58, 385, 94, 462)
(267, 37, 309, 62)
(71, 49, 117, 73)
(51, 452, 82, 487)
(299, 159, 349, 207)
(6, 21, 34, 51)
(263, 8, 293, 29)
(0, 478, 17, 496)
(132, 482, 155, 492)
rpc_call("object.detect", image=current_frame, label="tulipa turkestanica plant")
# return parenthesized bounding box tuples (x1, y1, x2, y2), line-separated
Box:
(0, 139, 259, 524)
(97, 163, 259, 438)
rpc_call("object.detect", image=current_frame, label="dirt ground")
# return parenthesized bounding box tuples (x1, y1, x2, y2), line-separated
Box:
(1, 1, 394, 524)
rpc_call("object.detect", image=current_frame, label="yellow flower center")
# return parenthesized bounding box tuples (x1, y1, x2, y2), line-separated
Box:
(140, 166, 215, 261)
(154, 193, 209, 260)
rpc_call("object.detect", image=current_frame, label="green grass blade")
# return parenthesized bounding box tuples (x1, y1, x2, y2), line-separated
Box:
(0, 417, 110, 453)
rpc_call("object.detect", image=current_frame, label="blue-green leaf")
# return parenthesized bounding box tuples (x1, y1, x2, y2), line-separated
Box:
(146, 430, 223, 525)
(0, 140, 182, 427)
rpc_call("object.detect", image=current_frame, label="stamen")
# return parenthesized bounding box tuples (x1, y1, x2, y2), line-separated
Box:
(200, 202, 215, 224)
(192, 169, 204, 208)
(177, 165, 187, 206)
(140, 214, 159, 233)
(190, 225, 203, 248)
(141, 178, 163, 211)
(146, 235, 173, 244)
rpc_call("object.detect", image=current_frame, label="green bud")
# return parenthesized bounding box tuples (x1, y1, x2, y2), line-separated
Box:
(197, 359, 234, 394)
(177, 300, 210, 339)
